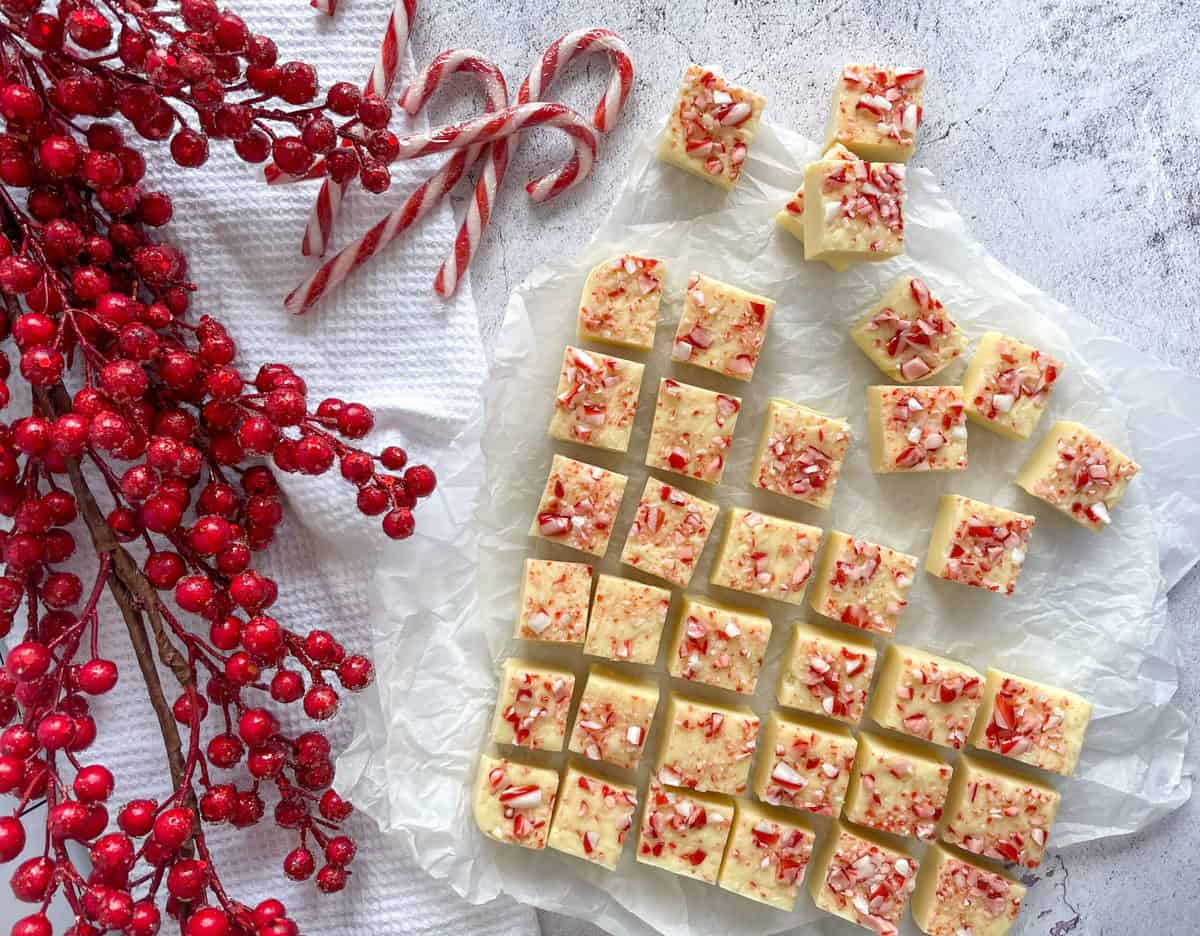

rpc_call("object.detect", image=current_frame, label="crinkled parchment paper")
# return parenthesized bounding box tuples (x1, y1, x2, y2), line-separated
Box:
(338, 123, 1200, 936)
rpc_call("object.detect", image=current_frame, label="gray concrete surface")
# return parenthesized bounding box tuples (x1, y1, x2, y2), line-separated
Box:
(410, 1, 1199, 933)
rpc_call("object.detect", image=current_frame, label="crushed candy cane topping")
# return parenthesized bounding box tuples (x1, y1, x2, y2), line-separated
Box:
(578, 255, 664, 349)
(667, 66, 761, 186)
(674, 272, 773, 380)
(924, 855, 1025, 933)
(836, 66, 926, 149)
(885, 655, 983, 750)
(980, 677, 1085, 773)
(940, 503, 1034, 595)
(819, 829, 918, 935)
(876, 386, 968, 471)
(551, 346, 642, 449)
(816, 535, 917, 636)
(1028, 428, 1139, 530)
(712, 509, 821, 604)
(969, 336, 1061, 427)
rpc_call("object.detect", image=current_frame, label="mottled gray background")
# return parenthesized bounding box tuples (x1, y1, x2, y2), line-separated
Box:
(410, 0, 1199, 933)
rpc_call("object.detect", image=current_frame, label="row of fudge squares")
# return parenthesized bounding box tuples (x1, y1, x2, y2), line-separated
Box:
(476, 753, 1035, 933)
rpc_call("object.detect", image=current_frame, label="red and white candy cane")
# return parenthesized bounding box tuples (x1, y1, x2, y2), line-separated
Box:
(310, 0, 337, 15)
(431, 28, 633, 297)
(284, 53, 512, 316)
(299, 0, 417, 257)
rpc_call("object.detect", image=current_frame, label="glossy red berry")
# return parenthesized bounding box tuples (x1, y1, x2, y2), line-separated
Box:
(283, 847, 315, 881)
(151, 807, 194, 849)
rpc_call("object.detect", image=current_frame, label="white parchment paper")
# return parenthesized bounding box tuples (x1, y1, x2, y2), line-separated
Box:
(338, 123, 1200, 936)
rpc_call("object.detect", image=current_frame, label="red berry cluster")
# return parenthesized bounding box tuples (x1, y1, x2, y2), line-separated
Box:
(0, 2, 435, 934)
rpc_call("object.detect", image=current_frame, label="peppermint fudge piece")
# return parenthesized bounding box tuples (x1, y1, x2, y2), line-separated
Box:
(803, 158, 906, 271)
(777, 620, 876, 725)
(490, 657, 576, 751)
(868, 385, 968, 473)
(620, 478, 719, 588)
(666, 594, 772, 695)
(843, 733, 952, 842)
(808, 530, 918, 637)
(567, 666, 659, 770)
(969, 668, 1092, 777)
(869, 644, 984, 751)
(654, 693, 760, 795)
(547, 764, 638, 870)
(584, 574, 671, 665)
(710, 507, 823, 606)
(925, 495, 1035, 596)
(809, 821, 919, 935)
(718, 800, 815, 911)
(750, 398, 852, 508)
(577, 254, 665, 351)
(962, 333, 1063, 440)
(657, 65, 766, 191)
(636, 781, 734, 883)
(753, 711, 858, 817)
(530, 455, 627, 557)
(548, 346, 645, 453)
(645, 378, 741, 484)
(1015, 421, 1140, 530)
(473, 754, 559, 850)
(826, 65, 927, 162)
(515, 558, 592, 643)
(911, 843, 1027, 936)
(776, 143, 859, 243)
(672, 272, 774, 380)
(940, 755, 1061, 868)
(851, 277, 967, 382)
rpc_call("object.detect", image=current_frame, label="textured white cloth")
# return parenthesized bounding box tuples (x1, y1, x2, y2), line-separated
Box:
(0, 3, 538, 934)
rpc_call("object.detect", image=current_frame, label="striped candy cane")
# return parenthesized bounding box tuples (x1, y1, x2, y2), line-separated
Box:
(310, 0, 337, 15)
(432, 28, 633, 297)
(299, 0, 417, 257)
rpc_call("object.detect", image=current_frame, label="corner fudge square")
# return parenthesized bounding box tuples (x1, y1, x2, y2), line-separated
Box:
(869, 644, 984, 751)
(547, 764, 638, 870)
(843, 732, 952, 842)
(473, 754, 559, 850)
(583, 574, 671, 665)
(850, 276, 966, 382)
(868, 385, 968, 473)
(911, 843, 1027, 936)
(752, 711, 857, 817)
(620, 477, 719, 588)
(666, 594, 771, 695)
(515, 558, 592, 643)
(548, 346, 644, 453)
(645, 378, 740, 484)
(750, 398, 852, 508)
(636, 781, 734, 883)
(777, 620, 876, 724)
(672, 272, 774, 380)
(490, 657, 576, 751)
(577, 254, 665, 351)
(802, 158, 906, 271)
(825, 65, 926, 162)
(529, 454, 627, 557)
(653, 693, 760, 795)
(657, 65, 766, 191)
(567, 666, 659, 770)
(1015, 420, 1139, 530)
(962, 332, 1063, 440)
(809, 821, 919, 934)
(925, 495, 1035, 596)
(718, 799, 815, 911)
(709, 507, 823, 606)
(808, 530, 918, 636)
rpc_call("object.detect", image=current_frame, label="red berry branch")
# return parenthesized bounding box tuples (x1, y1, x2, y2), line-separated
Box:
(0, 1, 438, 934)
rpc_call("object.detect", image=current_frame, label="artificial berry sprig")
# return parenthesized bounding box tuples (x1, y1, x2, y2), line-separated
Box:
(0, 2, 439, 934)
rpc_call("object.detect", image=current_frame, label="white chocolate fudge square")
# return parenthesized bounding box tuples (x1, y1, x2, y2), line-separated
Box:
(777, 620, 876, 725)
(969, 667, 1092, 777)
(1015, 421, 1140, 530)
(868, 385, 968, 473)
(548, 346, 644, 453)
(776, 143, 859, 243)
(710, 508, 823, 606)
(568, 666, 659, 770)
(584, 574, 671, 665)
(809, 821, 919, 933)
(803, 158, 906, 271)
(869, 645, 984, 751)
(672, 273, 774, 381)
(636, 781, 734, 883)
(753, 711, 857, 817)
(490, 657, 576, 751)
(826, 65, 927, 162)
(654, 693, 760, 795)
(851, 277, 967, 382)
(750, 398, 852, 508)
(666, 595, 771, 695)
(515, 558, 592, 643)
(911, 843, 1027, 936)
(940, 755, 1061, 869)
(473, 754, 559, 850)
(843, 733, 952, 842)
(530, 455, 627, 557)
(645, 378, 740, 484)
(718, 800, 815, 911)
(808, 530, 918, 637)
(925, 495, 1035, 596)
(620, 478, 719, 588)
(962, 332, 1063, 440)
(657, 65, 765, 191)
(547, 764, 638, 870)
(577, 254, 665, 351)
